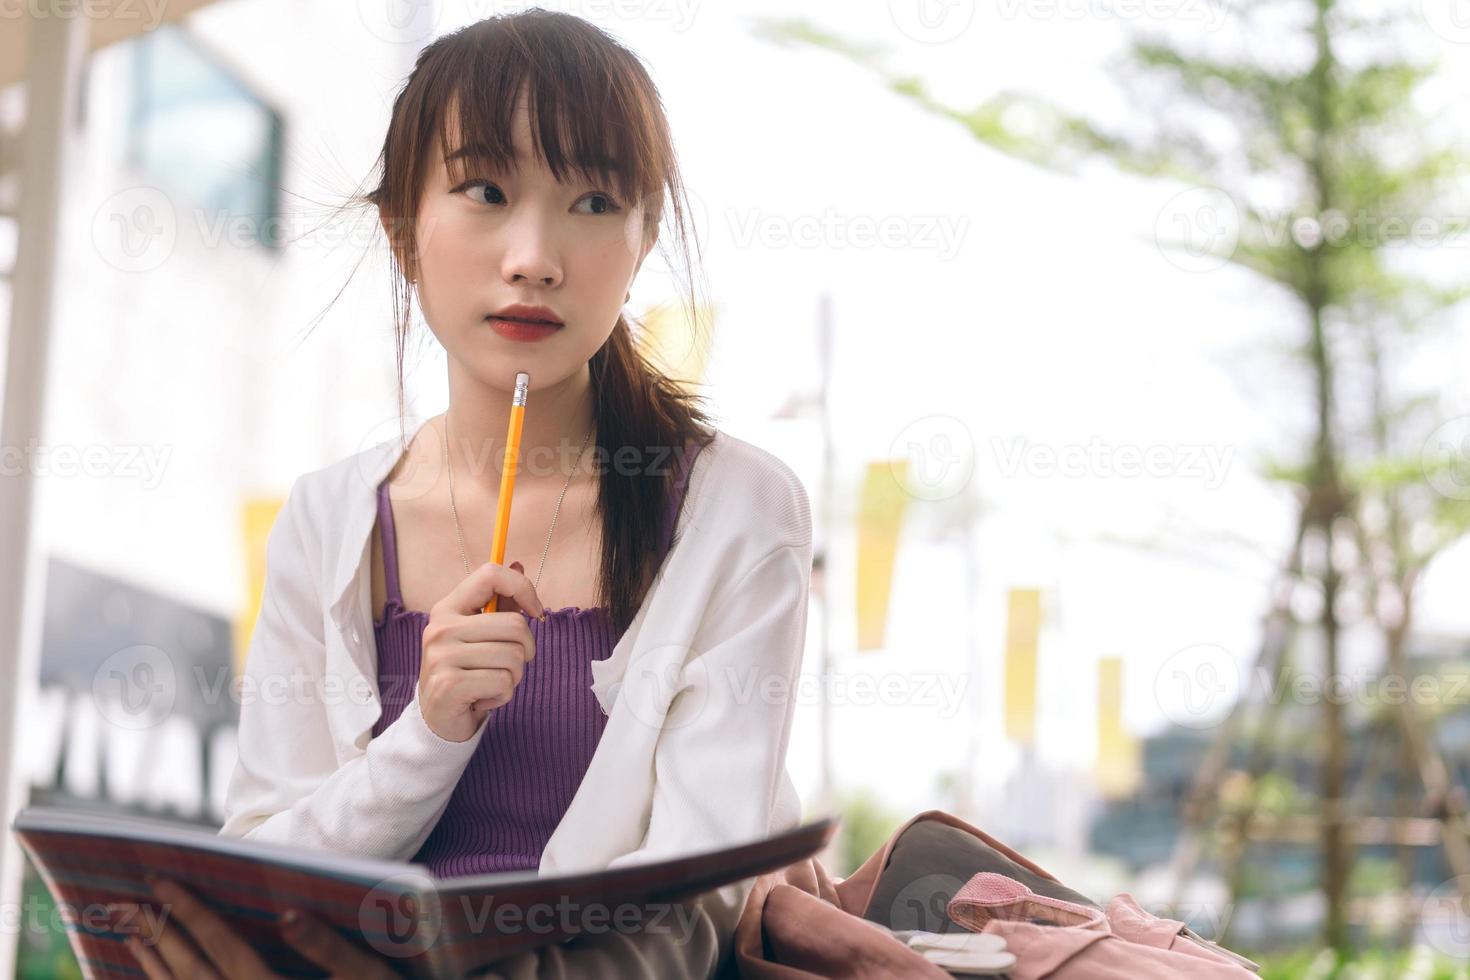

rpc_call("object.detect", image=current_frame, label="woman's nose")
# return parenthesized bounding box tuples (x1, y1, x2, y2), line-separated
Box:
(501, 215, 562, 288)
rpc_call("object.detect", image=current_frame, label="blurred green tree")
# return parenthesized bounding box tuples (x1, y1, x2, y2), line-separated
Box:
(759, 0, 1470, 955)
(832, 788, 905, 878)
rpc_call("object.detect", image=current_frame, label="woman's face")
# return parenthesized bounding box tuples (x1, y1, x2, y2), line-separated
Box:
(407, 93, 654, 390)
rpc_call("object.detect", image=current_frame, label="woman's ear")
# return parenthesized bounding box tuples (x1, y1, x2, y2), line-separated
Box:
(632, 224, 659, 280)
(380, 212, 418, 281)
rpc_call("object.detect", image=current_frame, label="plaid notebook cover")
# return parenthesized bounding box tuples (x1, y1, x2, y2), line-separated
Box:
(13, 807, 837, 979)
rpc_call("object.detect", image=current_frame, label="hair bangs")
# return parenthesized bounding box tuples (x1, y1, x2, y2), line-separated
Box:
(440, 36, 659, 208)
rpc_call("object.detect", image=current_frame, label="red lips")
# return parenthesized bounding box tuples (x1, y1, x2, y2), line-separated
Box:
(489, 303, 563, 325)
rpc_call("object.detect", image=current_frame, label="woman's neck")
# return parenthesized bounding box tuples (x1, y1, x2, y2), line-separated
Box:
(443, 363, 597, 495)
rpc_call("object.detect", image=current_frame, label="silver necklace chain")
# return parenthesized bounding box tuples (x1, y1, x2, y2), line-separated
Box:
(444, 413, 595, 588)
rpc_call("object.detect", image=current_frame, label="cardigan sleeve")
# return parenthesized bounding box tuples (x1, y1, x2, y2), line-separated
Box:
(485, 516, 815, 979)
(217, 477, 484, 859)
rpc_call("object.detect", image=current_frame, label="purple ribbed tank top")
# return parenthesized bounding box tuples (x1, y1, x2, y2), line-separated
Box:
(370, 440, 703, 878)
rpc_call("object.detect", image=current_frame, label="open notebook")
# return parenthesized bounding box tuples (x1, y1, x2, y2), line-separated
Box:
(13, 805, 838, 979)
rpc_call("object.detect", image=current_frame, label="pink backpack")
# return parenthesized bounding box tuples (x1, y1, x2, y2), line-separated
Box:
(948, 872, 1260, 978)
(733, 808, 1260, 979)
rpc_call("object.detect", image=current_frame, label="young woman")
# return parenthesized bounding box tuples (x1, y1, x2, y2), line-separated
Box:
(124, 10, 813, 979)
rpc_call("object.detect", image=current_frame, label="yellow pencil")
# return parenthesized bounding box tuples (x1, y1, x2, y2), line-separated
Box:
(482, 371, 529, 614)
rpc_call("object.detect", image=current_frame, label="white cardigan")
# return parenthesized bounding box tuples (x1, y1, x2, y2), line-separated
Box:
(218, 421, 812, 978)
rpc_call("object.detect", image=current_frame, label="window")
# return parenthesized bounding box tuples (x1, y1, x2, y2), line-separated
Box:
(127, 25, 284, 250)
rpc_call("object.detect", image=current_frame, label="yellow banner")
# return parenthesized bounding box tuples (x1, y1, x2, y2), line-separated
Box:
(235, 496, 285, 677)
(1003, 588, 1040, 745)
(1097, 656, 1140, 798)
(855, 459, 910, 651)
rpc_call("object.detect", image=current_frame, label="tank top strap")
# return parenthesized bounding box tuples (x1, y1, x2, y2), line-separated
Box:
(656, 438, 705, 564)
(376, 479, 404, 606)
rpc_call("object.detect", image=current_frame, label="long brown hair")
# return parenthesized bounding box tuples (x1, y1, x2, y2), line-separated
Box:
(360, 9, 715, 634)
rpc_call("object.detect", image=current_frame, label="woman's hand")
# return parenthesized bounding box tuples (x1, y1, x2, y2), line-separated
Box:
(109, 877, 402, 979)
(418, 559, 546, 742)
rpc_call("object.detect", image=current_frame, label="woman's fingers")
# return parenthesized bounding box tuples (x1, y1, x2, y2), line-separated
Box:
(111, 887, 402, 980)
(453, 666, 520, 706)
(136, 915, 222, 980)
(282, 909, 400, 979)
(108, 899, 199, 980)
(442, 644, 527, 684)
(122, 933, 174, 980)
(441, 561, 546, 619)
(494, 561, 536, 619)
(419, 563, 541, 741)
(445, 617, 537, 665)
(148, 879, 273, 979)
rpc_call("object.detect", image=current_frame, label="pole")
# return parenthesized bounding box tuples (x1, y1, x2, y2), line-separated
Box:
(960, 497, 981, 820)
(0, 12, 89, 980)
(815, 291, 840, 864)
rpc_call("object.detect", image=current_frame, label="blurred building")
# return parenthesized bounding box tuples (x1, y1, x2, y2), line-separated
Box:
(2, 10, 434, 976)
(1089, 633, 1470, 948)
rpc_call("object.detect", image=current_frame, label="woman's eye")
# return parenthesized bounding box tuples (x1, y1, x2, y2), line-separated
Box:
(574, 193, 621, 215)
(461, 180, 506, 205)
(455, 180, 619, 214)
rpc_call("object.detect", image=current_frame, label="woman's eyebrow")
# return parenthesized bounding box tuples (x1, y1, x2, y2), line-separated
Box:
(443, 143, 626, 185)
(444, 142, 518, 165)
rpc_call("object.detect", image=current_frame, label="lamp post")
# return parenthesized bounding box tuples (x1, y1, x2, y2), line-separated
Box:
(772, 291, 839, 860)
